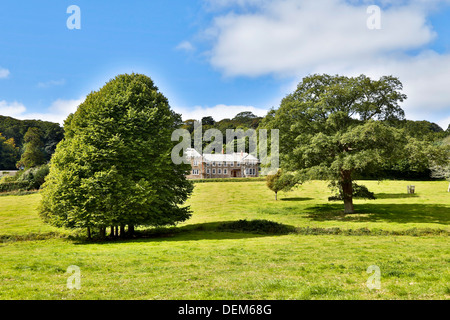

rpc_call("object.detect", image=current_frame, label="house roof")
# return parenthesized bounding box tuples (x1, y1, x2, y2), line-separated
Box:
(185, 148, 202, 158)
(185, 148, 259, 162)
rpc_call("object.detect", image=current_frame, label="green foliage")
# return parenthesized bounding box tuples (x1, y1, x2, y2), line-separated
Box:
(0, 115, 64, 164)
(0, 164, 49, 193)
(261, 74, 409, 213)
(266, 169, 298, 200)
(16, 164, 50, 190)
(0, 181, 30, 193)
(429, 136, 450, 181)
(16, 127, 46, 169)
(217, 219, 296, 234)
(39, 73, 194, 236)
(0, 133, 19, 170)
(180, 111, 263, 150)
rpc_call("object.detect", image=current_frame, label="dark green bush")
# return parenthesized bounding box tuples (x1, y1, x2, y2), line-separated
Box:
(0, 181, 30, 193)
(17, 164, 49, 190)
(217, 219, 296, 234)
(0, 164, 49, 193)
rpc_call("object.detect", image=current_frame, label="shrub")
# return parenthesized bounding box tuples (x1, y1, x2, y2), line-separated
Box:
(0, 164, 50, 193)
(16, 164, 49, 190)
(217, 219, 296, 234)
(0, 181, 30, 193)
(18, 164, 49, 190)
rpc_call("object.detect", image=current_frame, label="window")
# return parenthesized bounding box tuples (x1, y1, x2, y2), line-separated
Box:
(206, 162, 210, 167)
(212, 162, 216, 166)
(192, 169, 199, 175)
(237, 162, 240, 167)
(224, 169, 227, 174)
(222, 161, 226, 166)
(212, 169, 216, 174)
(193, 159, 198, 166)
(230, 162, 234, 167)
(218, 162, 222, 167)
(218, 169, 222, 174)
(207, 169, 210, 174)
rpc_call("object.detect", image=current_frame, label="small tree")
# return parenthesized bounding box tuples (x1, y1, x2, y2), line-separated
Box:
(39, 73, 194, 239)
(266, 169, 297, 200)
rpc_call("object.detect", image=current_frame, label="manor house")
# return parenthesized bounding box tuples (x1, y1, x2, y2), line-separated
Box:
(185, 148, 259, 179)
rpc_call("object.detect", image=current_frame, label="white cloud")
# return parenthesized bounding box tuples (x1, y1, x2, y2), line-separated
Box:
(436, 116, 450, 130)
(176, 41, 196, 52)
(0, 97, 84, 125)
(0, 101, 27, 117)
(37, 79, 66, 88)
(173, 104, 269, 121)
(207, 0, 435, 77)
(0, 68, 10, 79)
(201, 0, 450, 129)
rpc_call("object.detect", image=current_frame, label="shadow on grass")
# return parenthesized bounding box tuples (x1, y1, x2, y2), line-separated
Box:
(305, 203, 449, 225)
(375, 193, 419, 199)
(280, 197, 314, 202)
(73, 220, 296, 244)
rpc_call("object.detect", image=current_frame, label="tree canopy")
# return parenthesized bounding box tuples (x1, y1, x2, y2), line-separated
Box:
(261, 74, 449, 213)
(0, 133, 19, 170)
(39, 73, 193, 238)
(266, 169, 297, 200)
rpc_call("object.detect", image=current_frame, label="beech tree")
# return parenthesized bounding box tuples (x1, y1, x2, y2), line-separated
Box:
(39, 73, 193, 238)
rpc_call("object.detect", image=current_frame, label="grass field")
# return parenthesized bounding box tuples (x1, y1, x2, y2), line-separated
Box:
(0, 180, 449, 299)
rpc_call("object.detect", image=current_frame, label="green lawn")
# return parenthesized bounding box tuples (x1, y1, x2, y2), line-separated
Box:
(0, 180, 449, 299)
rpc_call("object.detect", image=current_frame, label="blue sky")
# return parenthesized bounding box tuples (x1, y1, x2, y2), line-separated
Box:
(1, 0, 450, 129)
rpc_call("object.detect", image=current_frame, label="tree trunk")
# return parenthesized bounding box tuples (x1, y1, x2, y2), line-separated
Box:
(128, 225, 135, 236)
(120, 225, 125, 238)
(275, 192, 277, 201)
(341, 170, 354, 214)
(99, 227, 106, 239)
(110, 226, 115, 237)
(87, 227, 91, 240)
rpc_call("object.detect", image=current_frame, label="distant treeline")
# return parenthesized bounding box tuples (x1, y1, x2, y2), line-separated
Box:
(0, 111, 448, 181)
(363, 120, 449, 180)
(0, 115, 64, 170)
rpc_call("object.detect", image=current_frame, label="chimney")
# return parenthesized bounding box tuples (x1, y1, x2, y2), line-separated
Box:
(222, 148, 224, 154)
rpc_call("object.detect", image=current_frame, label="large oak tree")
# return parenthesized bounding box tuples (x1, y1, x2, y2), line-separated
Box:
(262, 74, 448, 213)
